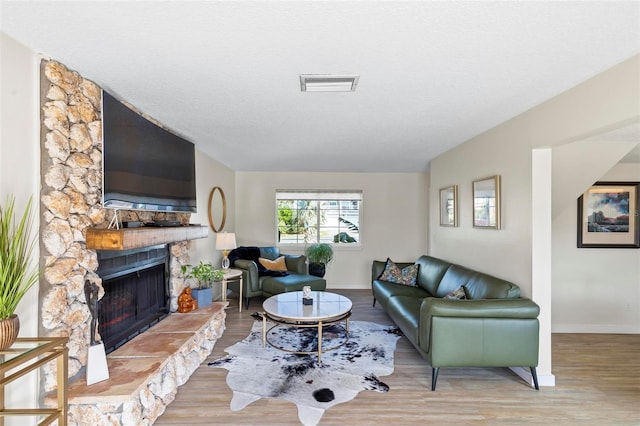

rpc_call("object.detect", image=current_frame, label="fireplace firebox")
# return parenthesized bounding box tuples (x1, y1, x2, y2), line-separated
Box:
(96, 244, 170, 353)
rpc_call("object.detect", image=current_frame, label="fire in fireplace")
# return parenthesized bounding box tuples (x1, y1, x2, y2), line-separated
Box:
(96, 245, 170, 353)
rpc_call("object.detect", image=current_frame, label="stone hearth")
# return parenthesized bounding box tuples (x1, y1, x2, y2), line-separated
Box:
(60, 303, 226, 425)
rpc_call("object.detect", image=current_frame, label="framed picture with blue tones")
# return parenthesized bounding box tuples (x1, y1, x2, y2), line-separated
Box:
(577, 181, 640, 248)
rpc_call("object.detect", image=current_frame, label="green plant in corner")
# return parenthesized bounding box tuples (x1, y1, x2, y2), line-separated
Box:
(181, 261, 222, 289)
(0, 196, 38, 320)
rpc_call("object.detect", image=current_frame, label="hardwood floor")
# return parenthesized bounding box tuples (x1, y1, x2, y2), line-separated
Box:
(155, 289, 640, 425)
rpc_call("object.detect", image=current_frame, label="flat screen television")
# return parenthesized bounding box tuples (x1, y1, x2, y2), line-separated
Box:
(102, 90, 197, 213)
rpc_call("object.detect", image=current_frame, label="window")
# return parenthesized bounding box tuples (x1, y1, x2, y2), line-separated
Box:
(276, 191, 362, 245)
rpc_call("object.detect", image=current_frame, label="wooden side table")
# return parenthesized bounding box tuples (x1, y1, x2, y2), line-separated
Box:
(0, 337, 69, 426)
(221, 268, 243, 313)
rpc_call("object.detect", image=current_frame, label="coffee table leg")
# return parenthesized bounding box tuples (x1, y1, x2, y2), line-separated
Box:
(317, 321, 323, 364)
(262, 313, 266, 347)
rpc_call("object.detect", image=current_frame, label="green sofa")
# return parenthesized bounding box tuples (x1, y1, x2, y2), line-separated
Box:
(230, 246, 326, 309)
(372, 255, 540, 390)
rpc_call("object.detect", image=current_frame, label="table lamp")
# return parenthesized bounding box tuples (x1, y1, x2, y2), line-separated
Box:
(216, 232, 237, 270)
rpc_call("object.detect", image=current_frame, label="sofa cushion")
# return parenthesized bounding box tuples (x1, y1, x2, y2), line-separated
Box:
(437, 265, 520, 299)
(379, 258, 419, 286)
(464, 273, 520, 299)
(259, 256, 288, 271)
(372, 279, 431, 306)
(414, 255, 452, 296)
(261, 273, 326, 296)
(385, 295, 423, 347)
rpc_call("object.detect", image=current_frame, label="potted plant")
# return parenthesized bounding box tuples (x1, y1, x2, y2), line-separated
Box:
(305, 243, 333, 278)
(0, 196, 39, 350)
(181, 261, 223, 308)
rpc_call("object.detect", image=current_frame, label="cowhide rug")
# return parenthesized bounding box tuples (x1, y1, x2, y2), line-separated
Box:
(209, 317, 402, 426)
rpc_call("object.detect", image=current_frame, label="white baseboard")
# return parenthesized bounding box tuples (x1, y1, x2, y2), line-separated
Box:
(552, 324, 639, 334)
(510, 366, 555, 387)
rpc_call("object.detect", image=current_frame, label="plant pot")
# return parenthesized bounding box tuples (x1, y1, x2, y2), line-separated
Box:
(192, 287, 213, 308)
(0, 314, 20, 351)
(308, 262, 326, 278)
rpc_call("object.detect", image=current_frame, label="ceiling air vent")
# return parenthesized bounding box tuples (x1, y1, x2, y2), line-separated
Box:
(299, 74, 359, 92)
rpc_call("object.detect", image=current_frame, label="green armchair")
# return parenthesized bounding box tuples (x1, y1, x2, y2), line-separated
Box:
(229, 246, 326, 309)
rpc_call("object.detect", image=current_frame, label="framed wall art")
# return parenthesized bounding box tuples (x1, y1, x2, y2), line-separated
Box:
(577, 181, 639, 248)
(439, 185, 458, 227)
(473, 175, 501, 229)
(208, 186, 227, 232)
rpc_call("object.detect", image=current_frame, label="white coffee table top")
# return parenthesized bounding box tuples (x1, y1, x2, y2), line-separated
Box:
(263, 291, 352, 322)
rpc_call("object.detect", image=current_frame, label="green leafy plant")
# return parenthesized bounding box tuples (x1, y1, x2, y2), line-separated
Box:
(305, 243, 334, 265)
(0, 196, 39, 319)
(181, 261, 223, 289)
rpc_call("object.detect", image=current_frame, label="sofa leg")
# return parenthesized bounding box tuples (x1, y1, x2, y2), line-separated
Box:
(372, 297, 376, 307)
(431, 368, 439, 391)
(530, 367, 539, 390)
(244, 297, 250, 310)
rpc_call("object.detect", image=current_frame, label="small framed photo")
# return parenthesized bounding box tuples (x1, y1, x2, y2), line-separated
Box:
(577, 181, 640, 248)
(473, 175, 501, 229)
(439, 185, 458, 227)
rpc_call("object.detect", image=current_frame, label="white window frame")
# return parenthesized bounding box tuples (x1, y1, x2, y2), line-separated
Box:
(275, 190, 363, 247)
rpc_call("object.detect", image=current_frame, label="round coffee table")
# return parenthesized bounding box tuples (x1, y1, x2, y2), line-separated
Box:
(261, 291, 352, 363)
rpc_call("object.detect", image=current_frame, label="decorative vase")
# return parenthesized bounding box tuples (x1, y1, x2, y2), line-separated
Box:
(0, 314, 20, 351)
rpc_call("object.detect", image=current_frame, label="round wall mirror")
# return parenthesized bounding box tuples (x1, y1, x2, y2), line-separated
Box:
(208, 186, 226, 232)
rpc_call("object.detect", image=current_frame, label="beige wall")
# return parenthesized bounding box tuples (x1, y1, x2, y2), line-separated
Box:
(553, 162, 640, 333)
(429, 55, 640, 383)
(235, 172, 429, 288)
(0, 32, 40, 425)
(189, 149, 236, 300)
(430, 55, 639, 297)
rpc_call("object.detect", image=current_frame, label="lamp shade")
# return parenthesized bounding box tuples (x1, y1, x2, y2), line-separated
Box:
(216, 232, 237, 251)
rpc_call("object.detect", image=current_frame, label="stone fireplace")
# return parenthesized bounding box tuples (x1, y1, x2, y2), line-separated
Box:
(38, 59, 224, 424)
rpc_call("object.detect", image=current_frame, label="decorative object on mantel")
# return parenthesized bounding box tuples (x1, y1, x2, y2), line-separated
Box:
(216, 232, 237, 270)
(305, 243, 333, 278)
(177, 287, 198, 313)
(0, 195, 38, 351)
(84, 280, 110, 385)
(473, 175, 501, 229)
(302, 285, 313, 305)
(181, 261, 224, 308)
(209, 319, 401, 426)
(577, 181, 640, 248)
(208, 186, 227, 232)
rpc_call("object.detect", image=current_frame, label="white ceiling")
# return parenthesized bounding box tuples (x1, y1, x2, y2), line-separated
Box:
(1, 1, 639, 172)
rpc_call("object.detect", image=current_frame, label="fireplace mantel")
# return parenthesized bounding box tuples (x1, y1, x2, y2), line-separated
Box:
(85, 225, 208, 251)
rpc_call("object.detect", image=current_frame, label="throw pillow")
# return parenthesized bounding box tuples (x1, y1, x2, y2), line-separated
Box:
(259, 256, 288, 271)
(444, 286, 467, 300)
(378, 258, 419, 287)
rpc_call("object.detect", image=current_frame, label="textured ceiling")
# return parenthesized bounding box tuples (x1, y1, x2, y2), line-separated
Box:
(1, 1, 639, 172)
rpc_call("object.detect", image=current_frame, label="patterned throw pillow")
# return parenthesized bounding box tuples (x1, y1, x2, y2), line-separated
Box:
(444, 286, 467, 300)
(259, 256, 288, 271)
(379, 258, 419, 287)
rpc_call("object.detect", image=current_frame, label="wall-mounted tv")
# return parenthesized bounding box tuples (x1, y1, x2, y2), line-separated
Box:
(102, 90, 197, 213)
